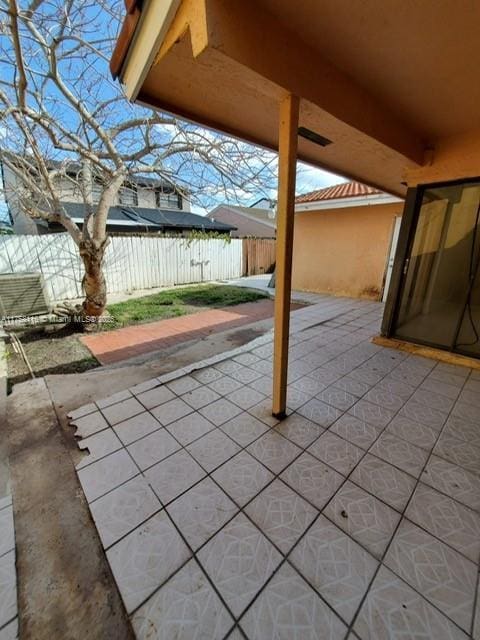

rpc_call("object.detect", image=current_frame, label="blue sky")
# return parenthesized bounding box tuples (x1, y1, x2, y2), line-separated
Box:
(0, 1, 345, 224)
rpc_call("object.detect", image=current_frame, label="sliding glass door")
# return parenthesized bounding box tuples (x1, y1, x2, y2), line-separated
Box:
(393, 180, 480, 357)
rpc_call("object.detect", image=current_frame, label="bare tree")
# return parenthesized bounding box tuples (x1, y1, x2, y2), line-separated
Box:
(0, 0, 276, 322)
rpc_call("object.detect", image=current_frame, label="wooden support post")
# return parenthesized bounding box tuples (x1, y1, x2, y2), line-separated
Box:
(272, 93, 299, 418)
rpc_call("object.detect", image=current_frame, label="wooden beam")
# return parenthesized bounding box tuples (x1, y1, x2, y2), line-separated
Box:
(272, 94, 299, 418)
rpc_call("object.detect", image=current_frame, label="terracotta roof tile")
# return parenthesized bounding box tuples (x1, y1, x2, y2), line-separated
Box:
(295, 181, 383, 204)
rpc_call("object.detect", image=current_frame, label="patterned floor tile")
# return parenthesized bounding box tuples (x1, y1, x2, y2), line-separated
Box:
(239, 562, 347, 639)
(166, 375, 201, 395)
(296, 398, 342, 428)
(68, 402, 96, 421)
(348, 400, 394, 428)
(197, 512, 282, 617)
(186, 429, 241, 473)
(247, 398, 281, 427)
(291, 375, 327, 397)
(354, 565, 468, 640)
(129, 378, 159, 396)
(274, 413, 324, 448)
(434, 432, 480, 475)
(207, 375, 244, 396)
(443, 414, 480, 448)
(350, 454, 416, 512)
(0, 507, 14, 558)
(150, 398, 193, 425)
(330, 414, 382, 450)
(459, 388, 480, 409)
(89, 475, 161, 548)
(308, 367, 343, 388)
(106, 510, 191, 614)
(199, 398, 243, 426)
(113, 412, 163, 447)
(384, 519, 476, 631)
(233, 352, 261, 366)
(0, 617, 18, 640)
(363, 387, 405, 412)
(167, 478, 238, 551)
(0, 551, 16, 629)
(248, 375, 273, 397)
(369, 432, 429, 477)
(283, 387, 311, 411)
(136, 386, 175, 410)
(132, 558, 233, 640)
(165, 412, 215, 446)
(228, 365, 263, 385)
(97, 389, 132, 409)
(324, 481, 400, 558)
(78, 449, 139, 503)
(245, 479, 318, 553)
(212, 451, 274, 507)
(247, 431, 302, 474)
(181, 386, 221, 410)
(410, 388, 455, 414)
(398, 400, 447, 431)
(421, 455, 480, 512)
(375, 378, 416, 401)
(334, 375, 372, 398)
(428, 369, 466, 388)
(318, 386, 357, 411)
(70, 410, 109, 438)
(405, 483, 480, 562)
(385, 415, 438, 450)
(348, 366, 384, 387)
(420, 376, 461, 400)
(307, 431, 364, 476)
(127, 428, 181, 471)
(226, 387, 266, 410)
(102, 397, 145, 426)
(192, 367, 224, 384)
(280, 452, 344, 510)
(144, 449, 206, 505)
(290, 514, 378, 623)
(220, 413, 269, 447)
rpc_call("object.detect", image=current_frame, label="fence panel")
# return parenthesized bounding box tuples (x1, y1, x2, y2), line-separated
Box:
(0, 233, 244, 302)
(242, 238, 276, 276)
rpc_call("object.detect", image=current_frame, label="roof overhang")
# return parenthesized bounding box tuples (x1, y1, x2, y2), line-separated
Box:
(112, 0, 480, 192)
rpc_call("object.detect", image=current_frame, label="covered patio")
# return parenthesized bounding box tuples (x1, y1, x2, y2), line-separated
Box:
(69, 295, 480, 639)
(112, 0, 480, 416)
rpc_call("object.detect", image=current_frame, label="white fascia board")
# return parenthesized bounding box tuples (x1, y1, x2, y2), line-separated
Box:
(295, 193, 403, 213)
(122, 0, 182, 101)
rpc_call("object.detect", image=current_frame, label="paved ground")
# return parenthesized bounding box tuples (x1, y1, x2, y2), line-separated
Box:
(69, 296, 480, 639)
(81, 299, 302, 365)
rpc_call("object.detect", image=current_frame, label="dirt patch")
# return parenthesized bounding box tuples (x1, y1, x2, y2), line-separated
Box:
(6, 326, 98, 388)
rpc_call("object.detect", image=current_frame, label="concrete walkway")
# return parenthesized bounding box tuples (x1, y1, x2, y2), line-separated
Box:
(81, 299, 302, 365)
(69, 295, 480, 640)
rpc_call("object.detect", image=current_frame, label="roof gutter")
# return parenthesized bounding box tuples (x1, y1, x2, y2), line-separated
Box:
(110, 0, 181, 101)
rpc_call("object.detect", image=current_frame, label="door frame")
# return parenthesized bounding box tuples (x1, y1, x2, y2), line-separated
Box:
(382, 215, 403, 302)
(381, 176, 480, 351)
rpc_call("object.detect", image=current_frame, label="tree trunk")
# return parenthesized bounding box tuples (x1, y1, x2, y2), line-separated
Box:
(80, 239, 107, 323)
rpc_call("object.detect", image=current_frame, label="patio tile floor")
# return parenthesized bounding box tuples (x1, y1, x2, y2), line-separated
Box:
(69, 296, 480, 639)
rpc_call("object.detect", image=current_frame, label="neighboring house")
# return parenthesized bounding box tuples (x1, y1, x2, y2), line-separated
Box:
(2, 159, 233, 236)
(292, 181, 403, 300)
(207, 204, 276, 238)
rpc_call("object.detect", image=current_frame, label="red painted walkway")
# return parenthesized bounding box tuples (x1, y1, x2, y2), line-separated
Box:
(81, 300, 301, 365)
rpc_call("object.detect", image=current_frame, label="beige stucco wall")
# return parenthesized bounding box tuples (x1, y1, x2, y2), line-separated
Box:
(292, 202, 402, 300)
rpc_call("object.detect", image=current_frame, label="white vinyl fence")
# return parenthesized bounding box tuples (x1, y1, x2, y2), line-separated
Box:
(0, 234, 243, 302)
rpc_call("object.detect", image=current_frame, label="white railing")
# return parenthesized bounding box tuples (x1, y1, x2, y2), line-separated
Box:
(0, 234, 243, 302)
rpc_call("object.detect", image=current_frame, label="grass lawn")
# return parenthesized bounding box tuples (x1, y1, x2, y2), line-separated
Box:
(104, 284, 268, 330)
